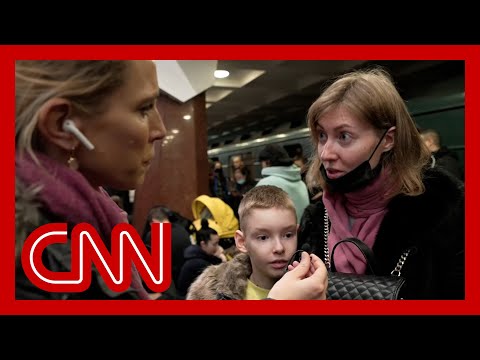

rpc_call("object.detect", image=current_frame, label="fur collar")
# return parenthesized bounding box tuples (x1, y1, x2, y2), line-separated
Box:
(186, 253, 252, 299)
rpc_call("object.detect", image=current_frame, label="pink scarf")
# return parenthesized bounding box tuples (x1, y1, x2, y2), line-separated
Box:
(323, 168, 391, 274)
(16, 151, 150, 299)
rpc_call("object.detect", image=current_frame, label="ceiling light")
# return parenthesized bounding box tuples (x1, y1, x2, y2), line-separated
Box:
(183, 115, 191, 120)
(214, 70, 230, 79)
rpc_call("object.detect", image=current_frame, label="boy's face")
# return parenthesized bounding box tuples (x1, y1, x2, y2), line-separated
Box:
(235, 208, 298, 289)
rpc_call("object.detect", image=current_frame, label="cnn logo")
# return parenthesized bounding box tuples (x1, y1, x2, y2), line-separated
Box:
(21, 222, 171, 293)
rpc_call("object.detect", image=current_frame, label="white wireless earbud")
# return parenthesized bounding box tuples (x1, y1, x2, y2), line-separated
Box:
(62, 119, 95, 151)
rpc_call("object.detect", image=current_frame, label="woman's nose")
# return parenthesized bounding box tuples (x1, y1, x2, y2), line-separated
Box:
(319, 141, 336, 162)
(149, 106, 167, 142)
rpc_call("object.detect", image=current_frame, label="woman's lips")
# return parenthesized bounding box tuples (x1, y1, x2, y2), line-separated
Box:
(326, 169, 344, 179)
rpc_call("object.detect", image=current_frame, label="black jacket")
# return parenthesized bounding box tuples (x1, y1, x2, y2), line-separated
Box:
(144, 223, 191, 287)
(433, 146, 463, 181)
(298, 167, 464, 300)
(176, 245, 222, 298)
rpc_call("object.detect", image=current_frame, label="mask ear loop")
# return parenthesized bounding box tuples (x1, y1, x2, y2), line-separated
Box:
(367, 128, 390, 162)
(285, 249, 307, 274)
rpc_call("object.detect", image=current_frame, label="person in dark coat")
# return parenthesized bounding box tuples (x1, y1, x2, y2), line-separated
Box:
(142, 205, 192, 298)
(298, 68, 464, 300)
(176, 219, 223, 298)
(420, 128, 463, 181)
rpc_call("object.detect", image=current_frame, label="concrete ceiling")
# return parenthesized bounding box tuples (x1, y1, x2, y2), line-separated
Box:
(155, 60, 464, 149)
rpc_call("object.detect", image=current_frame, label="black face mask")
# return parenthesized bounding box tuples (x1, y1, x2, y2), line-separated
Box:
(320, 129, 389, 193)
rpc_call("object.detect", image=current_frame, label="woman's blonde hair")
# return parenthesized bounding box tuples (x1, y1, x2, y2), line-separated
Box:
(305, 68, 431, 198)
(16, 61, 128, 160)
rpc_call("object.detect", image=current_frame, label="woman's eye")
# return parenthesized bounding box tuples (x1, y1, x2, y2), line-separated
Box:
(339, 132, 351, 141)
(140, 103, 154, 117)
(317, 131, 326, 143)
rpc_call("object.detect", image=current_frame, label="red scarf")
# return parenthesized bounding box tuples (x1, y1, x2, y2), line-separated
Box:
(16, 151, 150, 299)
(323, 168, 391, 274)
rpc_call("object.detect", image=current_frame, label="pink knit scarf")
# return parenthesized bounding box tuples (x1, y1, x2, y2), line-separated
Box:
(323, 168, 391, 274)
(16, 151, 150, 299)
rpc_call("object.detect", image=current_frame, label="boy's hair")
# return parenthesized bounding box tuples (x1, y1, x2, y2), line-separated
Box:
(238, 185, 296, 231)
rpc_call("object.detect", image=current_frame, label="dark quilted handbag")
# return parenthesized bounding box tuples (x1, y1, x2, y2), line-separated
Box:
(327, 269, 406, 300)
(326, 238, 410, 300)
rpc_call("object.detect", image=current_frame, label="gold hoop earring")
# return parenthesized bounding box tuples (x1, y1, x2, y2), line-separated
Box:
(68, 147, 79, 170)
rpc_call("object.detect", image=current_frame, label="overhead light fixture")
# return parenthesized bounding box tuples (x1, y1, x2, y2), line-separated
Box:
(214, 70, 230, 79)
(183, 115, 191, 120)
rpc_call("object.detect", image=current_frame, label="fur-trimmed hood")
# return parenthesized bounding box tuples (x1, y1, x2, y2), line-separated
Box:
(186, 253, 252, 300)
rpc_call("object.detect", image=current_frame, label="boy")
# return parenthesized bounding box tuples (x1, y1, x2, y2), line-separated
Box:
(187, 185, 298, 299)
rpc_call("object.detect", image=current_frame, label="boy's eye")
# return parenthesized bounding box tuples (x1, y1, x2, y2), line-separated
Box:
(257, 235, 268, 241)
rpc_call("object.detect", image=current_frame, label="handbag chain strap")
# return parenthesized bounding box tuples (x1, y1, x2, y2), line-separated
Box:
(323, 208, 331, 270)
(323, 208, 411, 276)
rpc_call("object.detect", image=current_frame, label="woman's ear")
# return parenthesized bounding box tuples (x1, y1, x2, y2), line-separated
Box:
(36, 98, 79, 151)
(234, 230, 248, 254)
(383, 126, 396, 152)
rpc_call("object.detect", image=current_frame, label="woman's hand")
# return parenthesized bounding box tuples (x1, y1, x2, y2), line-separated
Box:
(268, 252, 328, 300)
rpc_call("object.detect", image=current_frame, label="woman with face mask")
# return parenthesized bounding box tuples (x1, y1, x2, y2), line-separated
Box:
(298, 68, 464, 300)
(228, 167, 257, 219)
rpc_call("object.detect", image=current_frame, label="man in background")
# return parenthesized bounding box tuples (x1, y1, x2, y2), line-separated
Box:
(143, 206, 192, 298)
(420, 128, 463, 181)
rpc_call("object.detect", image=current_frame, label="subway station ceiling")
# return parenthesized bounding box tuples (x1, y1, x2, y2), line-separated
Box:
(155, 60, 464, 150)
